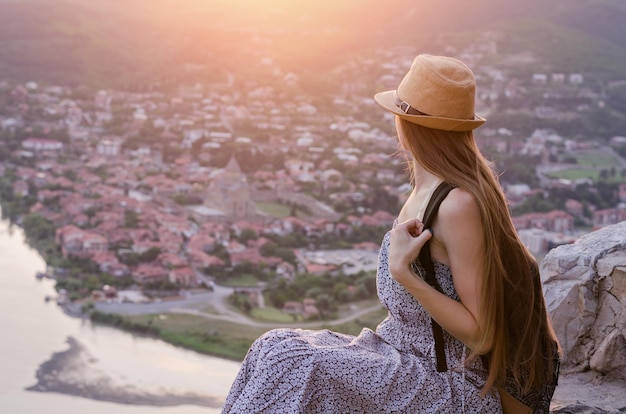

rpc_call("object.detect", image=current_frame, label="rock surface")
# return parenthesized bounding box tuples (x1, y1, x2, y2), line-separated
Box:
(542, 221, 626, 413)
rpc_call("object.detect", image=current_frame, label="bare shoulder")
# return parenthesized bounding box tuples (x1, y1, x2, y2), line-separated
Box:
(436, 188, 484, 269)
(438, 187, 480, 223)
(429, 187, 483, 265)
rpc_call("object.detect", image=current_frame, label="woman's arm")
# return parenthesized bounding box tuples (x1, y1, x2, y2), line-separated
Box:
(388, 188, 491, 354)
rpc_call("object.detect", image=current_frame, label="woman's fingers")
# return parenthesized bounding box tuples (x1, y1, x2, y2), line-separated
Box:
(390, 219, 433, 262)
(398, 218, 425, 237)
(389, 223, 433, 282)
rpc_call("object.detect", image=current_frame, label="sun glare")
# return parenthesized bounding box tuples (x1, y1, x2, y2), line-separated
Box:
(129, 0, 382, 70)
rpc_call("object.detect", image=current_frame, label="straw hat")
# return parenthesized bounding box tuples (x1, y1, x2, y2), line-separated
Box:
(374, 54, 486, 131)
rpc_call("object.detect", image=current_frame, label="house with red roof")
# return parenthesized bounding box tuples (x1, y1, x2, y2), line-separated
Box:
(158, 252, 188, 269)
(169, 267, 197, 286)
(246, 236, 272, 249)
(352, 241, 380, 252)
(91, 252, 129, 277)
(188, 250, 225, 269)
(592, 208, 626, 230)
(303, 298, 320, 319)
(282, 301, 303, 314)
(132, 240, 163, 255)
(512, 210, 574, 232)
(55, 225, 109, 258)
(226, 240, 247, 254)
(188, 234, 217, 253)
(133, 263, 167, 284)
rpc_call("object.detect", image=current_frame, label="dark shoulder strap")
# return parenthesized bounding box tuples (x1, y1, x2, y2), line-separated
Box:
(418, 181, 455, 285)
(417, 181, 455, 372)
(422, 182, 455, 229)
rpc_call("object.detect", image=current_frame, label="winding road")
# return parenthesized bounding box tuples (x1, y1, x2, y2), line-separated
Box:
(94, 285, 384, 328)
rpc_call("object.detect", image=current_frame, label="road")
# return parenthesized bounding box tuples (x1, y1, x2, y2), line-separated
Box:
(94, 285, 385, 329)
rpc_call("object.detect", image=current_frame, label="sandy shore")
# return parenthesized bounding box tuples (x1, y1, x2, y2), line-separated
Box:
(26, 337, 224, 409)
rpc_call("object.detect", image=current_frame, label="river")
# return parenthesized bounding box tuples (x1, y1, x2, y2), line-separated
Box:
(0, 215, 240, 414)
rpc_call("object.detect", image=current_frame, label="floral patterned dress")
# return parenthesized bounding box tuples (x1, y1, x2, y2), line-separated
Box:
(222, 225, 502, 413)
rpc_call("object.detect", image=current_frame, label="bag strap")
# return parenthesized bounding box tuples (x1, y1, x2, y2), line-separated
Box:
(415, 181, 455, 372)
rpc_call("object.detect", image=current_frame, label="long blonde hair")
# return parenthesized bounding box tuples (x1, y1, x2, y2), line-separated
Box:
(397, 118, 559, 394)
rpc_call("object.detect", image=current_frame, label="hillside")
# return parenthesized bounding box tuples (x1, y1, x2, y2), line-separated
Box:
(0, 0, 624, 87)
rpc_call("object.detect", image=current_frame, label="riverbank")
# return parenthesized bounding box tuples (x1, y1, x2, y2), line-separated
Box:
(27, 337, 224, 409)
(66, 297, 388, 361)
(25, 298, 626, 413)
(0, 214, 239, 414)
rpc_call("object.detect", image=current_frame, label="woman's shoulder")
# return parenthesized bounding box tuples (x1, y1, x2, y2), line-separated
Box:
(438, 187, 480, 222)
(431, 187, 483, 255)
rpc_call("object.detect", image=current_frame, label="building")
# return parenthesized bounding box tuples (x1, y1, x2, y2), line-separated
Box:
(512, 210, 574, 233)
(55, 225, 109, 258)
(619, 183, 626, 203)
(565, 199, 584, 217)
(518, 229, 549, 254)
(169, 267, 197, 287)
(592, 208, 626, 230)
(21, 138, 63, 152)
(96, 138, 122, 156)
(205, 156, 257, 217)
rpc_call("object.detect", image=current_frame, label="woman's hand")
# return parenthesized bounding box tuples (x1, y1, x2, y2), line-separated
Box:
(387, 192, 490, 354)
(388, 219, 433, 286)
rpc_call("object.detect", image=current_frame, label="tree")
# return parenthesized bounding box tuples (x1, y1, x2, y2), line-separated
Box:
(238, 228, 258, 244)
(498, 156, 540, 187)
(124, 210, 139, 228)
(229, 292, 252, 313)
(315, 293, 336, 315)
(139, 247, 161, 263)
(260, 241, 278, 257)
(22, 214, 55, 243)
(512, 193, 556, 215)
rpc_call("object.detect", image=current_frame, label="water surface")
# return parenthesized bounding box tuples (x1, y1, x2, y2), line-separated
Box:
(0, 216, 240, 414)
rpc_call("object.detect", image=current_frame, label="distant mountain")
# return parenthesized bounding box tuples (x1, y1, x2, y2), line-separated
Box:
(0, 0, 624, 87)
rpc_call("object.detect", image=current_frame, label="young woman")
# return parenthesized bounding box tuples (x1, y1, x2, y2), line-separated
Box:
(222, 54, 560, 413)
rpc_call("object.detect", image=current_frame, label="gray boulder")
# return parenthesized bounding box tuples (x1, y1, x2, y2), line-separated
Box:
(541, 221, 626, 412)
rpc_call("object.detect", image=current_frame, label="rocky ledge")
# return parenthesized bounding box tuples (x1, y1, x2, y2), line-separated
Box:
(542, 221, 626, 413)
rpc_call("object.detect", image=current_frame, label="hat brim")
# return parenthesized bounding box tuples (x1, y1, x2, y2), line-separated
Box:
(374, 90, 486, 132)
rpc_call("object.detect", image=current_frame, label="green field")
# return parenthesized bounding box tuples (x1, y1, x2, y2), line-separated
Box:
(120, 305, 387, 361)
(576, 153, 621, 167)
(219, 274, 260, 287)
(318, 307, 388, 336)
(547, 167, 625, 183)
(547, 168, 599, 181)
(125, 313, 268, 360)
(547, 150, 625, 183)
(250, 307, 303, 323)
(256, 201, 308, 218)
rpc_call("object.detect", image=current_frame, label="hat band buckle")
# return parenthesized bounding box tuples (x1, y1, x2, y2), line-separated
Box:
(393, 91, 429, 116)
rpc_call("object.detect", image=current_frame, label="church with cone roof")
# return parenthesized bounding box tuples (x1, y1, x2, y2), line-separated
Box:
(204, 156, 257, 217)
